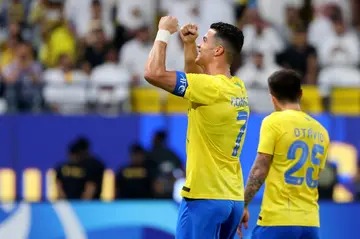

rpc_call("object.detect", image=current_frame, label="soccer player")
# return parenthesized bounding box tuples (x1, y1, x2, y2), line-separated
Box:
(144, 16, 249, 239)
(237, 69, 330, 239)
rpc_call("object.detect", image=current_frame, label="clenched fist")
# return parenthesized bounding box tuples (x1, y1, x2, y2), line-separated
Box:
(158, 16, 179, 34)
(180, 24, 199, 44)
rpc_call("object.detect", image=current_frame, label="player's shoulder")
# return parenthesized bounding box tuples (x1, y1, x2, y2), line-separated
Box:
(262, 111, 283, 124)
(186, 73, 243, 85)
(186, 73, 218, 82)
(214, 75, 248, 95)
(265, 110, 311, 122)
(261, 111, 298, 130)
(308, 116, 330, 140)
(186, 73, 224, 90)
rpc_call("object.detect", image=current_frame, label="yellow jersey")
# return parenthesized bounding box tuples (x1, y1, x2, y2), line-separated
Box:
(256, 110, 330, 227)
(173, 71, 250, 200)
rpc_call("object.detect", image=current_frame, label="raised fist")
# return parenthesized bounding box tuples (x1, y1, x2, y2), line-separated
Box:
(180, 24, 199, 44)
(158, 16, 179, 34)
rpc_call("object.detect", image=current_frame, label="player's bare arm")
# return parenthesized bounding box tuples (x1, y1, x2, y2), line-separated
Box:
(244, 152, 273, 208)
(237, 152, 273, 238)
(180, 24, 204, 74)
(144, 16, 179, 92)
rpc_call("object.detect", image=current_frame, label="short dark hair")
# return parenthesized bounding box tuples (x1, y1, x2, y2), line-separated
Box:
(210, 22, 244, 64)
(68, 142, 81, 154)
(268, 69, 302, 103)
(75, 136, 90, 151)
(130, 143, 145, 154)
(154, 130, 167, 141)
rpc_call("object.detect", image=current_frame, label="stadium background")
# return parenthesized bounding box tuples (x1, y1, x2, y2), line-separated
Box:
(0, 0, 360, 238)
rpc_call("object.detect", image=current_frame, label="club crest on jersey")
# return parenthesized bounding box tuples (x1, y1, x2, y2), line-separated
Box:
(234, 83, 243, 88)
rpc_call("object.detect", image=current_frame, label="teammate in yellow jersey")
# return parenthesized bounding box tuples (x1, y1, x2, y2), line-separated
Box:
(144, 16, 249, 239)
(237, 70, 330, 239)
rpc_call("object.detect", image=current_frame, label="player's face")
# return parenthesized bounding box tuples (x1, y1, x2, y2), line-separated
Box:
(196, 29, 218, 66)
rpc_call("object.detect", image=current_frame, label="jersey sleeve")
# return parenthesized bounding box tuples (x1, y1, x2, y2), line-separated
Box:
(257, 116, 278, 155)
(172, 71, 220, 105)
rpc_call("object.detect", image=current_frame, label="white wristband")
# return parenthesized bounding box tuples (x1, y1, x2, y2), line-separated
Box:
(155, 30, 171, 44)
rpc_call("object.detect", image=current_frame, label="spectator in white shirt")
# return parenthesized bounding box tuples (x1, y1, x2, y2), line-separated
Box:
(257, 0, 303, 35)
(313, 0, 351, 24)
(90, 46, 131, 114)
(199, 0, 236, 36)
(119, 26, 153, 87)
(242, 12, 285, 64)
(116, 0, 155, 34)
(65, 0, 113, 40)
(43, 54, 89, 114)
(318, 13, 360, 99)
(307, 3, 343, 50)
(236, 49, 281, 113)
(161, 0, 200, 27)
(237, 49, 282, 89)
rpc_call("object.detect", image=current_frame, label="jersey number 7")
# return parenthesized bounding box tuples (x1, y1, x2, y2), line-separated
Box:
(285, 140, 324, 188)
(232, 112, 248, 157)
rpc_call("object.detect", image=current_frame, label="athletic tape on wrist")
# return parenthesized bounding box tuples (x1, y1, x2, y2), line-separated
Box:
(155, 30, 171, 43)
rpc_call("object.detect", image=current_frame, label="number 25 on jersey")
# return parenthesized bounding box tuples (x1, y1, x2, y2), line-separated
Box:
(285, 140, 324, 188)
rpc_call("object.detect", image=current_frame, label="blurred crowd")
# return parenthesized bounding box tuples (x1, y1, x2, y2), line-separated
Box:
(55, 131, 184, 200)
(0, 0, 359, 114)
(54, 133, 360, 201)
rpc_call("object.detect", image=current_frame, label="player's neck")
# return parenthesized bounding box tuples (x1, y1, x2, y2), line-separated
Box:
(204, 62, 232, 78)
(278, 103, 301, 112)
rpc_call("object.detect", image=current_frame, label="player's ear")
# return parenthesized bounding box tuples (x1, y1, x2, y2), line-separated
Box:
(270, 94, 277, 106)
(214, 45, 225, 57)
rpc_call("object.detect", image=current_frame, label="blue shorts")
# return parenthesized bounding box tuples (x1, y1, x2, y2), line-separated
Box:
(176, 198, 244, 239)
(251, 225, 320, 239)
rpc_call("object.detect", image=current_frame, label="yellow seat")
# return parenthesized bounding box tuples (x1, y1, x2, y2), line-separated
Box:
(23, 168, 42, 202)
(330, 88, 360, 115)
(300, 86, 323, 113)
(131, 88, 161, 113)
(0, 169, 16, 202)
(166, 94, 188, 113)
(101, 169, 115, 201)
